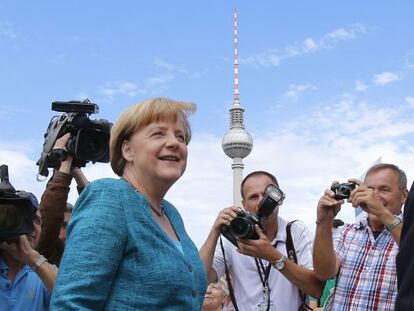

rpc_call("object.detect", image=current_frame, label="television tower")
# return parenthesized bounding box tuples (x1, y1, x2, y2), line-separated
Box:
(222, 9, 253, 207)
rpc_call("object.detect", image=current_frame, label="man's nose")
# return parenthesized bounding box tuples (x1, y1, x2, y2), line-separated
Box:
(372, 188, 381, 195)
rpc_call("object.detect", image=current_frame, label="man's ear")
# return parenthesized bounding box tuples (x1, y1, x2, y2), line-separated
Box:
(121, 140, 134, 162)
(401, 188, 409, 205)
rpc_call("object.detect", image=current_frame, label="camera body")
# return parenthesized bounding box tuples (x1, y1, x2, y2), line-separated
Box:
(0, 165, 37, 242)
(37, 99, 112, 177)
(221, 210, 261, 246)
(331, 182, 356, 200)
(221, 184, 285, 246)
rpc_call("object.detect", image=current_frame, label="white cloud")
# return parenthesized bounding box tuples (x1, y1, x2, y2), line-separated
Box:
(373, 72, 399, 86)
(405, 96, 414, 108)
(99, 74, 174, 99)
(153, 57, 176, 71)
(354, 80, 368, 92)
(241, 24, 368, 67)
(284, 83, 317, 100)
(99, 82, 141, 98)
(326, 25, 366, 40)
(303, 38, 318, 51)
(143, 73, 174, 89)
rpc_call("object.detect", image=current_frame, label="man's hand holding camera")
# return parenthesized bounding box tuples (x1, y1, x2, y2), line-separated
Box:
(237, 224, 280, 262)
(348, 178, 397, 228)
(53, 133, 73, 174)
(213, 206, 241, 235)
(0, 235, 42, 267)
(316, 185, 344, 225)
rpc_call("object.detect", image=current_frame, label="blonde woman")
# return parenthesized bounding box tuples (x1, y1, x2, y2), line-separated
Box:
(51, 98, 207, 310)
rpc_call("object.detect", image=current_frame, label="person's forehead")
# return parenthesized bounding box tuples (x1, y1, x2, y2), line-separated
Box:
(365, 168, 398, 186)
(244, 175, 274, 192)
(143, 119, 185, 131)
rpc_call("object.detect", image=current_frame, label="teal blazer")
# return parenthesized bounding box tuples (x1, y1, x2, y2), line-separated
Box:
(51, 178, 207, 310)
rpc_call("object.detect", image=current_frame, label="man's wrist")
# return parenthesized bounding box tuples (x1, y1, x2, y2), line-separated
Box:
(31, 255, 48, 271)
(269, 249, 283, 262)
(316, 211, 334, 225)
(26, 251, 42, 267)
(272, 254, 288, 271)
(385, 215, 403, 232)
(377, 208, 396, 226)
(58, 159, 73, 174)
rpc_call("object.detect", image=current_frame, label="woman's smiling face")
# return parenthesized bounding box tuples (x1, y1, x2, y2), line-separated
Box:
(122, 119, 188, 185)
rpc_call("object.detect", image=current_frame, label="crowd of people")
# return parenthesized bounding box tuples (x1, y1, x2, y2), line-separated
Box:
(0, 97, 413, 310)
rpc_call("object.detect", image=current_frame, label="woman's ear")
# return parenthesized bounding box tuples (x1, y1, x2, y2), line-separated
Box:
(121, 140, 134, 162)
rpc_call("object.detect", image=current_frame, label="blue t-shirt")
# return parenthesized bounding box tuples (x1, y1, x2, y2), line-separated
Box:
(51, 178, 207, 310)
(0, 258, 51, 311)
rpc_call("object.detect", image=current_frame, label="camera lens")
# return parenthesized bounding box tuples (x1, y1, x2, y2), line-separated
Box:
(76, 129, 110, 162)
(0, 200, 34, 240)
(229, 217, 253, 239)
(338, 186, 351, 197)
(0, 203, 20, 230)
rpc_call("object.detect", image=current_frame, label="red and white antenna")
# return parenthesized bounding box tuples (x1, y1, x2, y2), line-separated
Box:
(233, 9, 240, 103)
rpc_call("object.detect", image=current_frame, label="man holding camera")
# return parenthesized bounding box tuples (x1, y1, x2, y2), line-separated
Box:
(313, 163, 408, 310)
(0, 194, 57, 310)
(200, 171, 323, 311)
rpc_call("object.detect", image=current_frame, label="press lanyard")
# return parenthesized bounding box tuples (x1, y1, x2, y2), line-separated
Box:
(254, 241, 278, 311)
(255, 258, 271, 310)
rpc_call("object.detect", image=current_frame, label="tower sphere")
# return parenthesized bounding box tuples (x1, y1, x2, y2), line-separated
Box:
(222, 128, 253, 159)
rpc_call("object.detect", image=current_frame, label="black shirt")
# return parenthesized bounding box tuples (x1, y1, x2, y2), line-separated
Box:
(395, 181, 414, 310)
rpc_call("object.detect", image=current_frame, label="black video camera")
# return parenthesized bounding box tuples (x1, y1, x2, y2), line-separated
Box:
(0, 165, 38, 242)
(37, 99, 112, 177)
(221, 184, 285, 246)
(331, 182, 356, 200)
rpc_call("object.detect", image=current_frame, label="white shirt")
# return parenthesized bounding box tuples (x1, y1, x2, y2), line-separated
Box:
(213, 217, 314, 311)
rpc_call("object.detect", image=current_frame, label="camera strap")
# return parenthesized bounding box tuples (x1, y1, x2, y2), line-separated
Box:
(219, 234, 277, 311)
(286, 220, 312, 311)
(219, 235, 240, 311)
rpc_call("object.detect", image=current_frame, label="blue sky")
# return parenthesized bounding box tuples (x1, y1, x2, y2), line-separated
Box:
(1, 1, 414, 246)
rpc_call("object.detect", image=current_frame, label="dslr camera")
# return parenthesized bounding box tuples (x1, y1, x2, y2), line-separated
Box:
(221, 184, 285, 246)
(331, 182, 356, 200)
(37, 99, 112, 177)
(0, 165, 38, 242)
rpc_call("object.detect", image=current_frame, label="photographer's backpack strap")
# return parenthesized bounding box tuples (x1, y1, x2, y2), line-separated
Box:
(286, 220, 312, 311)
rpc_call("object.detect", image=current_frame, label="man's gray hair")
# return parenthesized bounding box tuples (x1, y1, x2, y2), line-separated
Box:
(365, 163, 407, 190)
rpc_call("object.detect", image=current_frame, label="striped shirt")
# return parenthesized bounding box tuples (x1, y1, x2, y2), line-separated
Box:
(331, 217, 399, 310)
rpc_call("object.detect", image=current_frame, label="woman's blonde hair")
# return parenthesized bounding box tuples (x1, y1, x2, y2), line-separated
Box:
(109, 97, 196, 176)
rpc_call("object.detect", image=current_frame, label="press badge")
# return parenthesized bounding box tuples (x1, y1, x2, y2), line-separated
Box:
(257, 299, 274, 311)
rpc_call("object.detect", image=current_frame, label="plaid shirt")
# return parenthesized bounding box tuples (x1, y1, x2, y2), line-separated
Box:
(331, 217, 399, 310)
